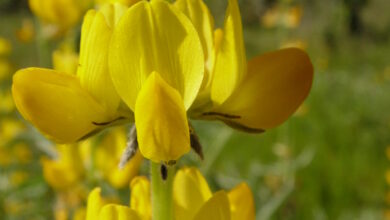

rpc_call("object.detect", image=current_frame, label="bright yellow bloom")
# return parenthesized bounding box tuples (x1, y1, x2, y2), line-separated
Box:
(28, 0, 92, 31)
(109, 0, 313, 163)
(85, 167, 254, 220)
(12, 3, 131, 143)
(94, 127, 143, 188)
(13, 0, 313, 164)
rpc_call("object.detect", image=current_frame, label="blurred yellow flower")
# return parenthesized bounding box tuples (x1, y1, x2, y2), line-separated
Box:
(0, 59, 13, 80)
(0, 90, 15, 113)
(0, 119, 25, 144)
(280, 39, 307, 50)
(85, 167, 255, 220)
(52, 45, 79, 74)
(13, 143, 33, 164)
(9, 171, 29, 186)
(94, 127, 143, 188)
(15, 19, 35, 43)
(41, 144, 85, 190)
(262, 5, 303, 29)
(0, 37, 12, 56)
(386, 170, 390, 185)
(28, 0, 92, 31)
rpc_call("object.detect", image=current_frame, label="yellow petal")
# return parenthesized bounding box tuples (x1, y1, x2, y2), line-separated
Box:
(173, 167, 212, 220)
(99, 3, 128, 27)
(78, 10, 121, 116)
(86, 188, 107, 220)
(135, 72, 190, 163)
(193, 191, 231, 220)
(211, 0, 247, 105)
(12, 68, 108, 143)
(208, 48, 313, 131)
(99, 204, 141, 220)
(228, 183, 255, 220)
(174, 0, 214, 79)
(109, 0, 204, 110)
(130, 176, 152, 220)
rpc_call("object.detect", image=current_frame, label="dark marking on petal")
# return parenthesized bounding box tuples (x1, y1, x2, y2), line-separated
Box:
(202, 112, 241, 119)
(92, 117, 125, 126)
(223, 120, 265, 133)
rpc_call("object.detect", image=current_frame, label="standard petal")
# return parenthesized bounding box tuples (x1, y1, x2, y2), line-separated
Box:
(86, 188, 107, 220)
(78, 10, 121, 116)
(211, 0, 247, 105)
(228, 183, 255, 220)
(99, 204, 141, 220)
(175, 0, 214, 84)
(173, 167, 212, 220)
(109, 0, 204, 110)
(208, 48, 313, 131)
(130, 177, 152, 220)
(134, 72, 190, 163)
(12, 68, 108, 143)
(193, 191, 231, 220)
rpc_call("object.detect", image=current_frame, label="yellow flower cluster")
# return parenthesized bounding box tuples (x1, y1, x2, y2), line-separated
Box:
(86, 167, 255, 220)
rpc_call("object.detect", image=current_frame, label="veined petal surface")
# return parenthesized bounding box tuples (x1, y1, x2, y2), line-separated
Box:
(211, 48, 313, 131)
(109, 0, 204, 110)
(173, 167, 212, 220)
(228, 183, 255, 220)
(78, 9, 121, 116)
(193, 191, 231, 220)
(12, 68, 108, 143)
(134, 72, 190, 163)
(211, 0, 246, 105)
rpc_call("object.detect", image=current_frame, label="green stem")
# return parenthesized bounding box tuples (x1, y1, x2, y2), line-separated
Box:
(151, 162, 175, 220)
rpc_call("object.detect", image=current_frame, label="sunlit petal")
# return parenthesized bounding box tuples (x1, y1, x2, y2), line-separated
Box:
(109, 0, 204, 110)
(86, 188, 107, 220)
(228, 183, 255, 220)
(211, 0, 246, 105)
(193, 191, 231, 220)
(173, 167, 212, 220)
(78, 9, 121, 116)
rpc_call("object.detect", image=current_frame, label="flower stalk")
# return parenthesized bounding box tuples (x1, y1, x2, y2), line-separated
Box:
(151, 162, 175, 220)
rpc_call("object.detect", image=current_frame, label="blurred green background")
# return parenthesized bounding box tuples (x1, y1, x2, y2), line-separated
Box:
(1, 0, 390, 219)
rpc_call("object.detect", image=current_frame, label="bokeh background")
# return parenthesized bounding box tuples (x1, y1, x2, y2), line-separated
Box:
(1, 0, 390, 219)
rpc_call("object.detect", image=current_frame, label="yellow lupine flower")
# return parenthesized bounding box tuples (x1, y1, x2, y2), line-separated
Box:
(109, 0, 313, 162)
(12, 3, 131, 143)
(13, 0, 313, 164)
(94, 127, 143, 188)
(85, 167, 254, 220)
(28, 0, 92, 31)
(41, 144, 84, 190)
